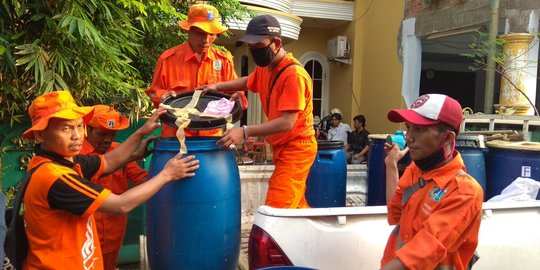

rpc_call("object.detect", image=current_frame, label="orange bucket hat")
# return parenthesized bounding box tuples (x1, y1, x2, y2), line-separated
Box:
(87, 105, 129, 131)
(23, 91, 94, 140)
(178, 3, 228, 34)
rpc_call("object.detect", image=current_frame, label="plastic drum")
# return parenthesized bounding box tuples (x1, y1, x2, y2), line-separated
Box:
(486, 140, 540, 200)
(456, 134, 487, 195)
(367, 134, 411, 206)
(305, 140, 347, 207)
(146, 137, 241, 270)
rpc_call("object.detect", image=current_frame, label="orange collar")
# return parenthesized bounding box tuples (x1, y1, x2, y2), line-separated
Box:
(403, 151, 466, 189)
(182, 43, 219, 63)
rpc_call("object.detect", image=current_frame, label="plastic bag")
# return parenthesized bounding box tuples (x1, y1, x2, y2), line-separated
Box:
(203, 98, 235, 116)
(487, 177, 540, 202)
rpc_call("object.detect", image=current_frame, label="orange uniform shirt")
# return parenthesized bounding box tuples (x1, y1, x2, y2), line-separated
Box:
(246, 53, 317, 208)
(80, 141, 147, 254)
(246, 53, 315, 146)
(23, 147, 110, 270)
(147, 43, 245, 137)
(381, 152, 483, 270)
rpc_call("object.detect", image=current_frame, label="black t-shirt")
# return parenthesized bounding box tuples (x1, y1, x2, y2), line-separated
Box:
(347, 128, 370, 153)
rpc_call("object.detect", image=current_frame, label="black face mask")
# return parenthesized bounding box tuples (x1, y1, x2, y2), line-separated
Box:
(415, 147, 445, 171)
(414, 132, 455, 171)
(249, 39, 277, 67)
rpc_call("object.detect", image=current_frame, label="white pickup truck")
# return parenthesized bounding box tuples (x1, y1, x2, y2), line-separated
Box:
(247, 201, 540, 270)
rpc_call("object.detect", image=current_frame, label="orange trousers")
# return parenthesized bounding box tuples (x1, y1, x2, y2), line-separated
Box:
(265, 136, 317, 208)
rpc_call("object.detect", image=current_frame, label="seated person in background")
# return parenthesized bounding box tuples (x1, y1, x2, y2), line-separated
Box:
(313, 115, 327, 140)
(327, 113, 351, 146)
(319, 108, 341, 136)
(346, 115, 370, 164)
(80, 105, 151, 270)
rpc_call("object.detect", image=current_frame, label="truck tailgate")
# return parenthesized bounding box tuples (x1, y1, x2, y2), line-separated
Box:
(253, 201, 540, 270)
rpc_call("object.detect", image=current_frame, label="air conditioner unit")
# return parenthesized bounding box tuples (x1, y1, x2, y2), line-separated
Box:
(327, 36, 350, 60)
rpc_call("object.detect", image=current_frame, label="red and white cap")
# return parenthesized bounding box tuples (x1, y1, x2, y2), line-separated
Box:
(387, 94, 463, 131)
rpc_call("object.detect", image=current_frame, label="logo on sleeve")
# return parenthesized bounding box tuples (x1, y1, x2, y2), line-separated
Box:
(213, 60, 222, 71)
(429, 187, 447, 202)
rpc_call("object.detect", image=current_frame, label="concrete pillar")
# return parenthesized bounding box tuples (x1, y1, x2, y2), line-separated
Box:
(496, 33, 535, 115)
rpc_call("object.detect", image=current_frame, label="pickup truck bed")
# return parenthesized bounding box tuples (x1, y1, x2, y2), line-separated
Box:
(251, 201, 540, 269)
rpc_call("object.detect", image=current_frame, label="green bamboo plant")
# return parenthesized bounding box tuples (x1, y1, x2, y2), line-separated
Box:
(0, 0, 251, 123)
(0, 0, 252, 204)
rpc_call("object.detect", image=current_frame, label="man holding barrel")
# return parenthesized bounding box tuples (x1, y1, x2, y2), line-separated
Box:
(146, 3, 247, 137)
(21, 91, 198, 269)
(199, 15, 317, 208)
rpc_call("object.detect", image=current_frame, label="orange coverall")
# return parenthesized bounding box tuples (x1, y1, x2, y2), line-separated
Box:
(381, 152, 483, 270)
(81, 141, 147, 270)
(147, 43, 247, 137)
(246, 53, 317, 208)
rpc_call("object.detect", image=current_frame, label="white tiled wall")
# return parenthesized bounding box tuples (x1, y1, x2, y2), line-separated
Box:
(238, 164, 368, 222)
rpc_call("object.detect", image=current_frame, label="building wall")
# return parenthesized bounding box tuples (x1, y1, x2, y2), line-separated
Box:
(406, 0, 473, 18)
(353, 0, 406, 134)
(286, 27, 333, 57)
(320, 22, 356, 122)
(286, 25, 358, 121)
(407, 0, 540, 34)
(223, 1, 407, 133)
(225, 21, 356, 124)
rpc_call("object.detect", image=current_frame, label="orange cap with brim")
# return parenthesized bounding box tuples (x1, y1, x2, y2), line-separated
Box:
(23, 91, 94, 140)
(178, 4, 228, 34)
(87, 105, 129, 131)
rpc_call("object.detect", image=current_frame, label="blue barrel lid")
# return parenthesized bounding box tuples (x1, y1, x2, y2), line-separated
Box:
(486, 140, 540, 152)
(456, 134, 486, 148)
(159, 91, 243, 130)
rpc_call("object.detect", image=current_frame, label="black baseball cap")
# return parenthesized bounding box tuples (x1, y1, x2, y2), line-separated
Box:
(236, 15, 281, 46)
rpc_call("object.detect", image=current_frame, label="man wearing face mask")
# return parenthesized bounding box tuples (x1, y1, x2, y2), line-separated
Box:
(381, 94, 483, 270)
(198, 15, 316, 208)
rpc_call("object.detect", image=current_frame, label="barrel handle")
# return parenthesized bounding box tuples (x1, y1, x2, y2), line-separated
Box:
(318, 153, 337, 163)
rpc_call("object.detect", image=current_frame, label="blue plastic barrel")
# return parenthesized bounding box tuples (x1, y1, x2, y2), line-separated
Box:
(367, 134, 411, 206)
(305, 140, 347, 207)
(457, 148, 487, 192)
(146, 137, 241, 270)
(455, 134, 487, 196)
(486, 140, 540, 200)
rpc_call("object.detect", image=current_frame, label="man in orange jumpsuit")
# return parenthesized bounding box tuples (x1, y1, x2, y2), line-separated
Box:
(199, 15, 317, 208)
(21, 91, 199, 269)
(146, 3, 247, 137)
(80, 105, 149, 270)
(381, 94, 483, 270)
